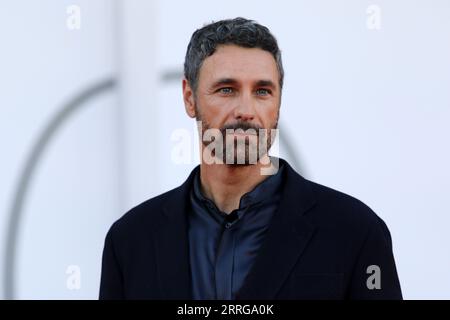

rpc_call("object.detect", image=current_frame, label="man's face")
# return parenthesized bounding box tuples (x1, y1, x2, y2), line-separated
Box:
(183, 44, 281, 165)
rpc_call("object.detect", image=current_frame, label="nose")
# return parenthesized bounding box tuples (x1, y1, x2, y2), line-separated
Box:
(233, 92, 255, 122)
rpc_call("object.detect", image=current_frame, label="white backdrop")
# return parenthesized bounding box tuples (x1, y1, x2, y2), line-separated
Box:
(0, 0, 449, 299)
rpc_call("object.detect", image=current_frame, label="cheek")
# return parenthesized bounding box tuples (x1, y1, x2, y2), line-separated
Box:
(206, 95, 236, 110)
(203, 95, 236, 113)
(258, 101, 279, 125)
(197, 96, 232, 124)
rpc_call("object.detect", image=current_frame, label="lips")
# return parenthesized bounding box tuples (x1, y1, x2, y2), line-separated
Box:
(227, 131, 257, 136)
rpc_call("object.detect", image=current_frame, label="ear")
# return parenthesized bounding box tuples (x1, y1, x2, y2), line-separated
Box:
(182, 78, 197, 118)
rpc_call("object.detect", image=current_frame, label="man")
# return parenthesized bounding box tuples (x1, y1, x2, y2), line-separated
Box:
(99, 17, 402, 300)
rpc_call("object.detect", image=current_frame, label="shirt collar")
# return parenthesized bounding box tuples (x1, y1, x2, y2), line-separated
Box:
(192, 158, 285, 216)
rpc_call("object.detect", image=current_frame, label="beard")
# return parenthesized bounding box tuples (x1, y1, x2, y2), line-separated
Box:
(195, 105, 279, 166)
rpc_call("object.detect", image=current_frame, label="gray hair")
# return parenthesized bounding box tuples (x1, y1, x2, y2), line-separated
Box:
(184, 17, 284, 93)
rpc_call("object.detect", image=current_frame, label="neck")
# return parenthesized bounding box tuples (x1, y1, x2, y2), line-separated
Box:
(199, 154, 273, 214)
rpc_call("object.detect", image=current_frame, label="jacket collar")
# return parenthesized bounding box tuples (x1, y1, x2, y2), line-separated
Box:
(154, 158, 317, 299)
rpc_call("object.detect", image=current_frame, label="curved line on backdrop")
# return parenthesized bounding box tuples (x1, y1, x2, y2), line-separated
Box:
(3, 72, 306, 299)
(3, 78, 116, 299)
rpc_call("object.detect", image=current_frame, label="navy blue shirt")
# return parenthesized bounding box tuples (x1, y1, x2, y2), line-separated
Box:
(188, 162, 285, 300)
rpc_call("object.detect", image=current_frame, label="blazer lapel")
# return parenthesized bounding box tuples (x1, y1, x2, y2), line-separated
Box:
(152, 160, 317, 300)
(236, 162, 317, 300)
(153, 167, 199, 299)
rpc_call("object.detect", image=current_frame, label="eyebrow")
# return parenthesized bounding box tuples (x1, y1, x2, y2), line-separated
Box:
(210, 78, 238, 89)
(255, 80, 276, 89)
(210, 78, 277, 89)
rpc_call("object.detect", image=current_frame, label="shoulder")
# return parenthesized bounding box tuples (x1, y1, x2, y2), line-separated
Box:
(301, 178, 390, 240)
(106, 185, 182, 241)
(105, 165, 198, 247)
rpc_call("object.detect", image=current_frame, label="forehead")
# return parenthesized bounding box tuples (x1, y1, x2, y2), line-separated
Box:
(198, 44, 279, 86)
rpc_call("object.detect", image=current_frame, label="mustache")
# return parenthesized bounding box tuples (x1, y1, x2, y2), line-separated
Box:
(220, 121, 263, 134)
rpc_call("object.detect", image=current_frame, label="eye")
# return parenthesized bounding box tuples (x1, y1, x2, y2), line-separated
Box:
(256, 88, 271, 96)
(218, 87, 234, 94)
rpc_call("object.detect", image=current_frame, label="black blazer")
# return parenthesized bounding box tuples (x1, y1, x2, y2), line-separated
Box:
(99, 159, 402, 300)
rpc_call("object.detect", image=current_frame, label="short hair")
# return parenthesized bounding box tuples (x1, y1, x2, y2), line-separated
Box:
(184, 17, 284, 93)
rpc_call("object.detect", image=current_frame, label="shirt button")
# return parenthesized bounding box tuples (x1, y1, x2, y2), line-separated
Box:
(225, 222, 232, 228)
